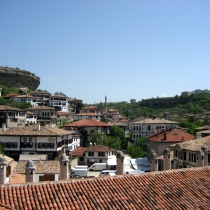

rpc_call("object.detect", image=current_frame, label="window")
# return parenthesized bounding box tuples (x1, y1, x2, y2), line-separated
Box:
(184, 151, 186, 160)
(45, 143, 49, 148)
(13, 142, 18, 148)
(28, 142, 33, 148)
(98, 152, 105, 157)
(80, 157, 84, 161)
(148, 125, 151, 131)
(38, 143, 43, 148)
(22, 142, 28, 148)
(50, 143, 54, 149)
(29, 137, 32, 142)
(6, 142, 12, 148)
(1, 142, 6, 148)
(88, 152, 94, 156)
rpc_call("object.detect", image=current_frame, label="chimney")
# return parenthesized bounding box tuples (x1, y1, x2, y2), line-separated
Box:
(150, 150, 159, 172)
(163, 133, 167, 140)
(25, 160, 36, 183)
(37, 123, 40, 131)
(163, 148, 171, 170)
(0, 156, 7, 184)
(2, 123, 6, 132)
(196, 149, 204, 167)
(49, 122, 53, 128)
(116, 151, 125, 175)
(201, 146, 208, 166)
(59, 154, 69, 180)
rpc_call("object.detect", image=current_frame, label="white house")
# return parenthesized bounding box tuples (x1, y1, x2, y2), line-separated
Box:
(0, 124, 73, 160)
(131, 118, 178, 141)
(0, 105, 26, 129)
(49, 95, 69, 112)
(12, 95, 38, 107)
(26, 111, 37, 125)
(25, 106, 57, 126)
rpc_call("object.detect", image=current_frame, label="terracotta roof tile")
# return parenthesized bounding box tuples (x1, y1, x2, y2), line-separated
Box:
(0, 105, 23, 111)
(70, 147, 86, 156)
(171, 135, 210, 151)
(148, 128, 195, 142)
(85, 145, 116, 152)
(65, 118, 111, 127)
(82, 105, 100, 110)
(57, 111, 70, 116)
(16, 161, 60, 174)
(1, 167, 210, 209)
(0, 125, 72, 136)
(26, 106, 55, 111)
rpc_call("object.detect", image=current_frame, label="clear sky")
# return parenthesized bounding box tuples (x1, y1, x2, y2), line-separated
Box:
(1, 1, 210, 104)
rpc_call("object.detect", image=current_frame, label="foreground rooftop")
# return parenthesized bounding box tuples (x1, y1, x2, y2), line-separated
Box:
(0, 167, 210, 209)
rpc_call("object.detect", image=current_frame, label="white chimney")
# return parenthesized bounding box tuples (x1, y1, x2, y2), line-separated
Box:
(37, 123, 40, 131)
(2, 123, 6, 132)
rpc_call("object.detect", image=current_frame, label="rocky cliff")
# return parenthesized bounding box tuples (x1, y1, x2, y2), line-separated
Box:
(0, 66, 40, 90)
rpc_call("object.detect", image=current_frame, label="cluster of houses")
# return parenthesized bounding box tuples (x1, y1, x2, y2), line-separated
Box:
(1, 90, 210, 208)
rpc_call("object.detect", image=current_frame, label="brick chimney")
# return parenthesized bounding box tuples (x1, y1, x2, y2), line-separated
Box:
(163, 148, 171, 170)
(116, 151, 125, 175)
(25, 160, 36, 183)
(59, 154, 69, 180)
(201, 146, 208, 166)
(150, 150, 159, 172)
(0, 156, 7, 184)
(196, 149, 204, 167)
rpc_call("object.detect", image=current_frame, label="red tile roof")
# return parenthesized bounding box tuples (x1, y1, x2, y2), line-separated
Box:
(147, 128, 195, 142)
(70, 145, 115, 156)
(1, 167, 210, 209)
(57, 111, 70, 116)
(70, 147, 86, 156)
(65, 118, 111, 127)
(82, 105, 100, 110)
(85, 145, 115, 152)
(0, 125, 72, 136)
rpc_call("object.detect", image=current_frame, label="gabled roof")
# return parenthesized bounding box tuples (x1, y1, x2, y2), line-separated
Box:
(25, 106, 55, 111)
(147, 128, 195, 142)
(74, 113, 101, 116)
(0, 105, 24, 112)
(133, 118, 178, 124)
(171, 135, 210, 151)
(3, 93, 19, 98)
(1, 167, 210, 209)
(70, 147, 86, 156)
(65, 118, 111, 127)
(16, 161, 60, 174)
(57, 111, 70, 116)
(85, 145, 115, 152)
(50, 95, 68, 98)
(82, 105, 100, 110)
(0, 125, 72, 136)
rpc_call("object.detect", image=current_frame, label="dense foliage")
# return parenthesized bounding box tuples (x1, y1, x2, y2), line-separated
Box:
(88, 126, 126, 150)
(127, 137, 147, 158)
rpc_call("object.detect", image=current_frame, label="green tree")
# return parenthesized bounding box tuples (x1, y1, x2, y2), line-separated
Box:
(104, 136, 121, 150)
(76, 101, 84, 114)
(127, 144, 146, 158)
(100, 115, 106, 123)
(110, 125, 126, 149)
(135, 137, 147, 152)
(0, 144, 5, 155)
(88, 131, 107, 145)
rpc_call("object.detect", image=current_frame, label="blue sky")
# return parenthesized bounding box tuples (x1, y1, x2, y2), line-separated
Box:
(1, 1, 210, 104)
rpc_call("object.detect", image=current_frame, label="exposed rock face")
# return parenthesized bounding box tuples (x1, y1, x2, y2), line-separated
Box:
(0, 66, 40, 90)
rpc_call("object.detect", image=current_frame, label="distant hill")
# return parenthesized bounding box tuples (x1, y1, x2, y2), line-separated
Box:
(0, 66, 40, 90)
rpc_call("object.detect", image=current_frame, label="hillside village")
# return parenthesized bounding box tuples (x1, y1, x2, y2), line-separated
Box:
(1, 81, 210, 209)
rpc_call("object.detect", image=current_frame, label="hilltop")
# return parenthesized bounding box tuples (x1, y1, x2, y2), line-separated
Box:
(0, 66, 40, 90)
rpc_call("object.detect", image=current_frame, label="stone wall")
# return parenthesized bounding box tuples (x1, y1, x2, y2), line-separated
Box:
(0, 67, 40, 90)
